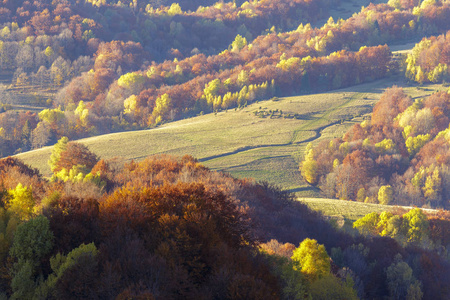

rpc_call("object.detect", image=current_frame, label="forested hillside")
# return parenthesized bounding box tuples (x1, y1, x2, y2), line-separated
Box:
(2, 0, 450, 157)
(405, 31, 450, 83)
(1, 0, 450, 298)
(0, 150, 449, 299)
(300, 86, 450, 209)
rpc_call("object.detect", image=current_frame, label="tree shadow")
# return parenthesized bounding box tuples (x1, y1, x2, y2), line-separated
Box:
(287, 186, 321, 194)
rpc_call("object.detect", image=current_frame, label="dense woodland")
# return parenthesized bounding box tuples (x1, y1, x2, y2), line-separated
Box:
(405, 31, 450, 83)
(0, 148, 449, 299)
(1, 1, 450, 298)
(301, 86, 450, 209)
(2, 0, 450, 156)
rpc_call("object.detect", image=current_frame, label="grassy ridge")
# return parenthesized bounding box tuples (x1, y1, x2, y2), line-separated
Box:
(298, 197, 403, 221)
(16, 77, 444, 195)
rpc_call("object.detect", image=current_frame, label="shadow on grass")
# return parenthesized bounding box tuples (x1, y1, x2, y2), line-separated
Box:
(287, 186, 321, 194)
(291, 113, 316, 120)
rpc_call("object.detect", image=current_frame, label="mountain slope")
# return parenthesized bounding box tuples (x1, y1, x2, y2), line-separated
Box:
(16, 76, 443, 194)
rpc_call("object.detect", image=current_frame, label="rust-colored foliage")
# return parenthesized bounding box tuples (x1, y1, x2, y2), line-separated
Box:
(0, 157, 46, 202)
(92, 156, 280, 297)
(428, 210, 450, 248)
(372, 86, 412, 127)
(260, 239, 296, 258)
(94, 41, 145, 72)
(1, 154, 450, 299)
(45, 196, 99, 254)
(424, 92, 450, 133)
(115, 154, 208, 187)
(100, 181, 253, 250)
(90, 159, 115, 191)
(54, 142, 99, 173)
(0, 157, 40, 179)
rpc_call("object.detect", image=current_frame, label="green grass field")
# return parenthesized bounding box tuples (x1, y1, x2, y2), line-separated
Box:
(298, 197, 407, 221)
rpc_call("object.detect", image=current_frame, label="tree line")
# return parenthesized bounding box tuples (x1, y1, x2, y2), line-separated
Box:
(406, 31, 450, 83)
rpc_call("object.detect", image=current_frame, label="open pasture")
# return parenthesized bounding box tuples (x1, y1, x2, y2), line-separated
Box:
(298, 197, 404, 221)
(16, 77, 444, 194)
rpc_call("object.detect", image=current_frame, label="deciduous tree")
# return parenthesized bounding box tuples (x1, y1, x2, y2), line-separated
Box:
(291, 238, 330, 281)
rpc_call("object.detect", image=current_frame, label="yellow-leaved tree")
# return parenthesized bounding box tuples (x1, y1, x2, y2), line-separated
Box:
(48, 136, 69, 173)
(7, 183, 35, 221)
(151, 93, 172, 125)
(300, 143, 318, 185)
(353, 212, 380, 236)
(405, 134, 430, 156)
(402, 208, 429, 244)
(378, 185, 393, 205)
(291, 238, 330, 281)
(117, 72, 146, 94)
(230, 34, 247, 53)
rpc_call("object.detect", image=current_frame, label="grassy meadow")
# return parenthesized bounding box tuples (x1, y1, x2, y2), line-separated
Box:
(299, 197, 407, 221)
(16, 76, 445, 198)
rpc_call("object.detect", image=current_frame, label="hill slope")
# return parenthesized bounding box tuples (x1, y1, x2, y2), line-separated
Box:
(16, 76, 444, 195)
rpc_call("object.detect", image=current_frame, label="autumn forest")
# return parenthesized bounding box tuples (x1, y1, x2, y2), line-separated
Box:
(1, 0, 450, 299)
